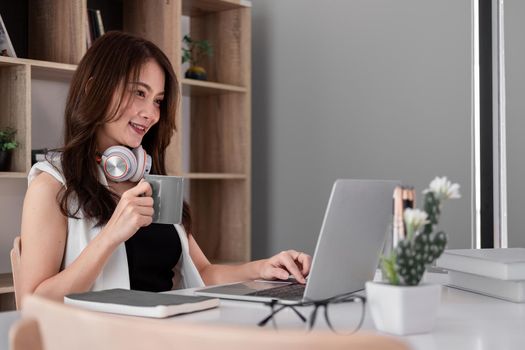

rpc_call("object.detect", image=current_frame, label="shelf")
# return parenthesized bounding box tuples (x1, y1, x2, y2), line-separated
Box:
(0, 56, 76, 81)
(181, 78, 247, 96)
(182, 0, 251, 17)
(183, 173, 247, 180)
(0, 56, 22, 68)
(0, 273, 14, 294)
(0, 56, 77, 73)
(0, 172, 27, 179)
(0, 0, 251, 265)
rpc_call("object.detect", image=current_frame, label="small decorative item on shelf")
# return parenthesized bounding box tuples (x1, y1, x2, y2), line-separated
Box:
(366, 176, 461, 336)
(0, 126, 18, 171)
(0, 13, 17, 57)
(182, 35, 212, 81)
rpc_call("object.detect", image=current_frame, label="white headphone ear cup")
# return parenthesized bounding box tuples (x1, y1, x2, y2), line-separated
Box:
(101, 146, 137, 182)
(130, 146, 148, 182)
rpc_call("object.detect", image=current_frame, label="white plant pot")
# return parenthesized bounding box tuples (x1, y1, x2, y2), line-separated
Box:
(365, 281, 441, 336)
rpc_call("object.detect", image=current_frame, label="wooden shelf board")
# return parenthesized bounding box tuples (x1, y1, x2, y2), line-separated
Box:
(182, 78, 247, 96)
(0, 56, 76, 81)
(182, 0, 251, 17)
(182, 173, 247, 180)
(0, 56, 23, 67)
(0, 172, 27, 179)
(0, 273, 14, 294)
(0, 56, 76, 72)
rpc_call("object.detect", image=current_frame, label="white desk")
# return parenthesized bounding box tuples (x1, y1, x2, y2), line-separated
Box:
(2, 274, 525, 350)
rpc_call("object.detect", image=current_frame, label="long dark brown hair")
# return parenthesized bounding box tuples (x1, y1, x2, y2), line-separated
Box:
(57, 31, 191, 231)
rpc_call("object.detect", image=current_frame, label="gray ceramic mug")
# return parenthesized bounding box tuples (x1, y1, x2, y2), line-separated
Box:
(143, 175, 184, 224)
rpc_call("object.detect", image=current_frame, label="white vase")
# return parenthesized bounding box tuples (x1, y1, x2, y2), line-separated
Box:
(365, 281, 441, 336)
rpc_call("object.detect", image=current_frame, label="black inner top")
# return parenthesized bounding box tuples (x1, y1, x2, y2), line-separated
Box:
(125, 223, 182, 292)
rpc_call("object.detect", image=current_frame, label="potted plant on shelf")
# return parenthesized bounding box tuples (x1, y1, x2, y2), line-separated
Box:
(366, 176, 461, 336)
(182, 34, 213, 81)
(0, 127, 18, 171)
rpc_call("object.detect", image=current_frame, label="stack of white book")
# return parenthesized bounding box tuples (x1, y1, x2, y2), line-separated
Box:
(436, 248, 525, 303)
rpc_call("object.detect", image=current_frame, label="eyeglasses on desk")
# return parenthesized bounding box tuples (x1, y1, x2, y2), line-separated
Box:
(257, 293, 366, 335)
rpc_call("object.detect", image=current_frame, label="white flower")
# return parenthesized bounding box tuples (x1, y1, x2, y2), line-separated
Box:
(404, 208, 429, 232)
(423, 176, 461, 200)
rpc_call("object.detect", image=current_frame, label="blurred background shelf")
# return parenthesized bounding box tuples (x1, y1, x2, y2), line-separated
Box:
(182, 78, 247, 96)
(0, 0, 252, 283)
(182, 0, 251, 16)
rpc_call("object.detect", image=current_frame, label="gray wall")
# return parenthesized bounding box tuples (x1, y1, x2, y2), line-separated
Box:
(505, 0, 525, 247)
(251, 0, 473, 259)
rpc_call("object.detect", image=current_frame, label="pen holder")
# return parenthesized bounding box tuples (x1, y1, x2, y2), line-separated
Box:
(391, 185, 415, 248)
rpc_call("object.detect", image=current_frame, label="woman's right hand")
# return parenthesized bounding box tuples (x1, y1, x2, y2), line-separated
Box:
(102, 179, 154, 245)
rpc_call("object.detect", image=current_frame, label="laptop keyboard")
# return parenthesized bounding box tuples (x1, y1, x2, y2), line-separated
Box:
(247, 283, 305, 300)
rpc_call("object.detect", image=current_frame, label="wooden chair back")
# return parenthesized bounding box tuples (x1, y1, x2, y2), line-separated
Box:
(10, 295, 410, 350)
(9, 236, 21, 310)
(9, 317, 43, 350)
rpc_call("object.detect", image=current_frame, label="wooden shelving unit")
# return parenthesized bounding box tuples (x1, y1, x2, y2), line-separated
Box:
(182, 78, 247, 96)
(0, 0, 251, 268)
(0, 274, 15, 311)
(186, 3, 251, 262)
(0, 58, 30, 175)
(0, 172, 27, 179)
(0, 55, 77, 177)
(0, 274, 14, 294)
(182, 0, 249, 16)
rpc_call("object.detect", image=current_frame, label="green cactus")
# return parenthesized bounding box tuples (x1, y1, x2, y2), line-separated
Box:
(394, 231, 447, 285)
(380, 180, 458, 286)
(423, 192, 440, 234)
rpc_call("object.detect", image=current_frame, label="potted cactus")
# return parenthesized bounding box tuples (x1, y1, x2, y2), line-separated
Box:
(0, 127, 18, 171)
(365, 177, 461, 335)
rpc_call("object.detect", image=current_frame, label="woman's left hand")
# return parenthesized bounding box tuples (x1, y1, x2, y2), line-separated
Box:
(260, 250, 312, 284)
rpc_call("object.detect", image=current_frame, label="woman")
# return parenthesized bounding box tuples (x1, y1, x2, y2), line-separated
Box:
(19, 31, 311, 303)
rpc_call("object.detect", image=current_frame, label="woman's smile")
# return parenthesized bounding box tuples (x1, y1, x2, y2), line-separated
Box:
(129, 121, 147, 135)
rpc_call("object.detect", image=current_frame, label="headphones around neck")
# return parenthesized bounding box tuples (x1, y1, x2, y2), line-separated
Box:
(97, 145, 152, 182)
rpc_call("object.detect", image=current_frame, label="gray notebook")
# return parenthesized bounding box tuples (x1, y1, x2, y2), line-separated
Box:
(65, 289, 219, 318)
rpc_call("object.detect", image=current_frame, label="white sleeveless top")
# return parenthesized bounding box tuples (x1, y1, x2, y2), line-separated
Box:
(28, 159, 205, 291)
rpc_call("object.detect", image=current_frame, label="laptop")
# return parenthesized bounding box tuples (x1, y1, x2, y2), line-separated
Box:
(195, 179, 399, 304)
